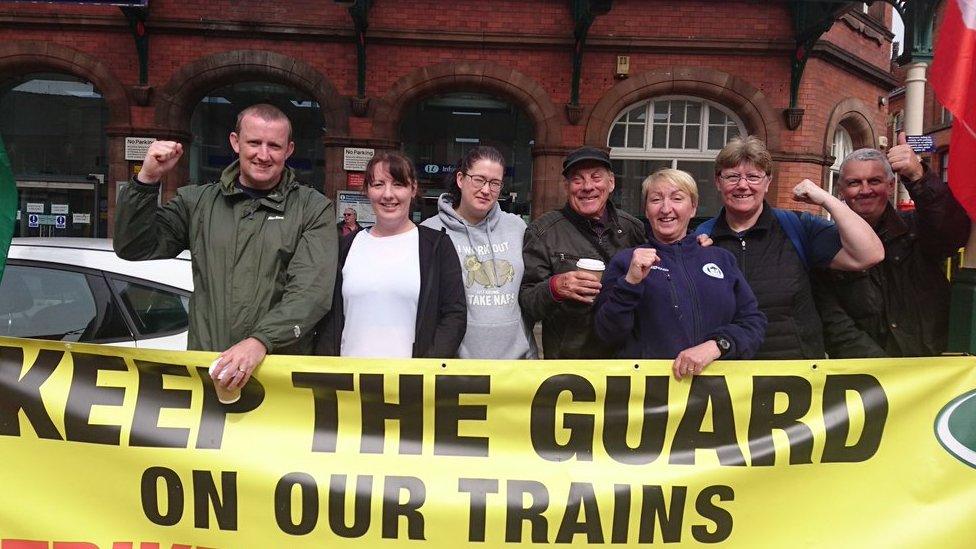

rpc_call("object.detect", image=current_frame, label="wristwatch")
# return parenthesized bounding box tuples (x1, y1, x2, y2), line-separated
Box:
(712, 337, 732, 358)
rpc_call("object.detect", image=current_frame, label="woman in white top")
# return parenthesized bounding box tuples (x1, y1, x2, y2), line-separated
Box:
(315, 151, 466, 358)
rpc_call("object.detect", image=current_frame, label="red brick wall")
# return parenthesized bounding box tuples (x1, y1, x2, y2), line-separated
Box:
(0, 0, 897, 221)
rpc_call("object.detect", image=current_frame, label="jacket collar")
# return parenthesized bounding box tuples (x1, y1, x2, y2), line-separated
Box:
(712, 200, 774, 237)
(560, 200, 621, 233)
(875, 203, 908, 242)
(218, 159, 298, 213)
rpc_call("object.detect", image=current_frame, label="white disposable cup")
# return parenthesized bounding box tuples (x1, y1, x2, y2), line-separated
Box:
(208, 358, 241, 404)
(576, 258, 606, 281)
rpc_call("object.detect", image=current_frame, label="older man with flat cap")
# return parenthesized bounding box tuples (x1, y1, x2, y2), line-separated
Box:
(520, 147, 646, 359)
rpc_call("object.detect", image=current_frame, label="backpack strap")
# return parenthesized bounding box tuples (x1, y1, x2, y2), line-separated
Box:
(772, 208, 810, 271)
(694, 217, 717, 236)
(697, 210, 811, 270)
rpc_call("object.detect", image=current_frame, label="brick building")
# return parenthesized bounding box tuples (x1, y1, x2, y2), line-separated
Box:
(887, 0, 951, 196)
(0, 0, 898, 237)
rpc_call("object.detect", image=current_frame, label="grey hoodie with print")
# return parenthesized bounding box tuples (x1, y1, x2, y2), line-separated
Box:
(421, 194, 538, 359)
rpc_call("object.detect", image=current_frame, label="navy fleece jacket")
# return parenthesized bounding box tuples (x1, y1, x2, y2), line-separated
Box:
(594, 233, 766, 359)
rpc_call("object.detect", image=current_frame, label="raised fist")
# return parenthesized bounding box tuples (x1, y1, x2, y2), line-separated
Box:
(792, 179, 830, 206)
(137, 140, 183, 184)
(625, 248, 660, 284)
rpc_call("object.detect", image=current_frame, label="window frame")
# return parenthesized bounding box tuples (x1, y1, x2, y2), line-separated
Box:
(3, 259, 135, 344)
(608, 96, 747, 161)
(105, 273, 192, 341)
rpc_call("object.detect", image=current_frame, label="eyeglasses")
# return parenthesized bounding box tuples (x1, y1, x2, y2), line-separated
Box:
(464, 173, 504, 191)
(720, 173, 767, 185)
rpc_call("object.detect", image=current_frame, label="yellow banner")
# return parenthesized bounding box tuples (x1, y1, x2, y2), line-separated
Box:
(1, 336, 975, 548)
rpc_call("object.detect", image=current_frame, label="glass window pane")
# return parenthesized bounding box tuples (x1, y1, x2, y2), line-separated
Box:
(709, 106, 727, 125)
(668, 126, 682, 148)
(609, 123, 626, 147)
(627, 124, 645, 148)
(652, 125, 667, 148)
(687, 102, 702, 125)
(652, 101, 669, 122)
(111, 279, 190, 336)
(676, 160, 721, 219)
(685, 125, 700, 149)
(727, 125, 740, 141)
(0, 265, 97, 341)
(708, 125, 725, 149)
(632, 106, 646, 122)
(671, 101, 686, 123)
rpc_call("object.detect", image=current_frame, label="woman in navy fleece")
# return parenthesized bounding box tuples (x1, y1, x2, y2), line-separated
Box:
(595, 169, 766, 379)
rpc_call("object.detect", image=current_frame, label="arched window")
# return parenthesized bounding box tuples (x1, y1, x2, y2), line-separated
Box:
(829, 126, 854, 197)
(607, 97, 745, 218)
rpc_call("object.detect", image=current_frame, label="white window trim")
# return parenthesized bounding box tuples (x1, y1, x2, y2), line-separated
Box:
(608, 96, 747, 161)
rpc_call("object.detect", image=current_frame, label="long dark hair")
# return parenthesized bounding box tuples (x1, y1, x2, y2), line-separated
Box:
(449, 145, 506, 207)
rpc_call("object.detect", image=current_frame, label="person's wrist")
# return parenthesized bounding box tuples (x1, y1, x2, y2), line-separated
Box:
(548, 275, 565, 302)
(136, 170, 161, 185)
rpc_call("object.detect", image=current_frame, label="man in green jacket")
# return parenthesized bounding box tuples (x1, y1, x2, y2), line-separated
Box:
(115, 103, 337, 391)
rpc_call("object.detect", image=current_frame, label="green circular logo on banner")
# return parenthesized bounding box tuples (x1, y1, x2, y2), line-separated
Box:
(935, 389, 976, 468)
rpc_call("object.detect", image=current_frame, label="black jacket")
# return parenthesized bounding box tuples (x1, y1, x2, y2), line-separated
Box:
(813, 170, 970, 357)
(314, 225, 467, 358)
(707, 203, 839, 359)
(520, 202, 646, 359)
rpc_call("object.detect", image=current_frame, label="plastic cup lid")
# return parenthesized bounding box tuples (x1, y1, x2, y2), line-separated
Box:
(576, 258, 605, 271)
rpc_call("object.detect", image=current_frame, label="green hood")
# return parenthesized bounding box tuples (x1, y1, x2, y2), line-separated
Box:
(218, 159, 299, 198)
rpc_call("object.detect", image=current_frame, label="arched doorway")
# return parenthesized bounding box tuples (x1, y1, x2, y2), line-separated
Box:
(399, 92, 534, 220)
(0, 72, 108, 237)
(189, 81, 325, 189)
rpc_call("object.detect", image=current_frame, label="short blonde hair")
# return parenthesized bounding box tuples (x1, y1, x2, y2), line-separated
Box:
(641, 168, 699, 206)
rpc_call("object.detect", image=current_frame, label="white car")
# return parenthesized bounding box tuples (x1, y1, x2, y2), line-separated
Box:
(1, 238, 193, 350)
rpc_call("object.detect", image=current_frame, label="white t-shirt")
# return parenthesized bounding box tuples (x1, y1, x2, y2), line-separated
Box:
(340, 227, 421, 357)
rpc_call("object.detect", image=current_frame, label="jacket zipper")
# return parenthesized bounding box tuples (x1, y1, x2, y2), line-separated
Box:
(673, 244, 703, 343)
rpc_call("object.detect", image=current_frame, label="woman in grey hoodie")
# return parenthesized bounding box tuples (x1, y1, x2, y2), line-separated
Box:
(421, 146, 538, 359)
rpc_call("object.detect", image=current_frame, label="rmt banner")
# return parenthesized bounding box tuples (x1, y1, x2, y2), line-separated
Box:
(1, 337, 974, 548)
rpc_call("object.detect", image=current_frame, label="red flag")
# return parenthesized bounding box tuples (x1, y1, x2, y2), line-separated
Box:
(931, 0, 976, 219)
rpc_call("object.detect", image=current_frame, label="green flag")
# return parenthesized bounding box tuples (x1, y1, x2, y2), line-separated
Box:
(0, 132, 17, 281)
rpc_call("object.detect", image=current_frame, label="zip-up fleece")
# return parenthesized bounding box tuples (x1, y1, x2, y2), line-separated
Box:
(114, 160, 338, 354)
(594, 234, 766, 359)
(421, 194, 537, 359)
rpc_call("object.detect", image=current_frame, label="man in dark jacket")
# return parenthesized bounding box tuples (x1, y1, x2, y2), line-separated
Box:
(337, 207, 364, 237)
(813, 133, 970, 357)
(520, 147, 646, 358)
(115, 103, 337, 391)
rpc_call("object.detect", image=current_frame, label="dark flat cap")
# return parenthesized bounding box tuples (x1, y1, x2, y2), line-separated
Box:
(562, 146, 612, 177)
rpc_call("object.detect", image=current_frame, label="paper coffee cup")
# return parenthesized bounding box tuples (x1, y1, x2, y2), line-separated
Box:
(208, 358, 241, 405)
(576, 258, 605, 280)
